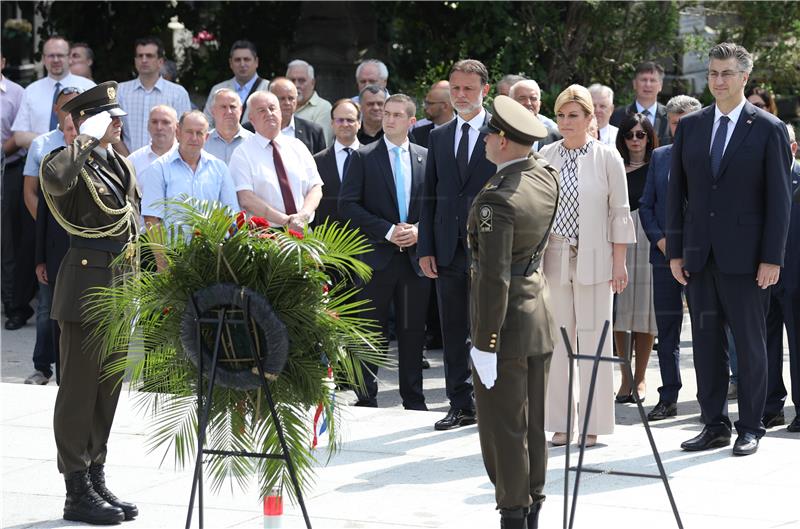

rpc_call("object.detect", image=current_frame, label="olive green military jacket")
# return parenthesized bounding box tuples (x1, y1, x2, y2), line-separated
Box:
(41, 134, 140, 323)
(467, 154, 559, 357)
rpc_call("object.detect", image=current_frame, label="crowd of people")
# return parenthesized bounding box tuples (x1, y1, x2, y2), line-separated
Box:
(1, 34, 799, 528)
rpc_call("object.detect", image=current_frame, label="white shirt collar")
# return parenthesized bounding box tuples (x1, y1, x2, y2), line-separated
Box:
(384, 136, 410, 153)
(281, 116, 296, 135)
(635, 101, 658, 117)
(334, 139, 359, 153)
(456, 108, 486, 132)
(496, 156, 529, 172)
(713, 97, 747, 127)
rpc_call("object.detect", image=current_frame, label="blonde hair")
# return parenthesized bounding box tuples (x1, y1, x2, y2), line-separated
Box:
(554, 84, 594, 116)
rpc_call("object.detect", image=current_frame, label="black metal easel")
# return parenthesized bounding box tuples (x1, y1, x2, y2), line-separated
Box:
(184, 293, 312, 529)
(561, 320, 682, 529)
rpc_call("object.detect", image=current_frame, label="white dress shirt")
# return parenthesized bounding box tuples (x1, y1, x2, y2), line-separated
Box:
(383, 136, 413, 241)
(635, 101, 658, 127)
(280, 116, 296, 140)
(11, 73, 95, 135)
(229, 133, 323, 217)
(710, 98, 746, 155)
(454, 108, 487, 162)
(127, 142, 177, 176)
(334, 139, 360, 180)
(598, 124, 619, 145)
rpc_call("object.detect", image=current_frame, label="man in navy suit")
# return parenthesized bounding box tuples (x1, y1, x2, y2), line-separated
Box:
(312, 98, 361, 228)
(339, 94, 430, 410)
(666, 43, 793, 456)
(763, 123, 800, 433)
(640, 95, 701, 421)
(610, 61, 672, 146)
(418, 59, 496, 430)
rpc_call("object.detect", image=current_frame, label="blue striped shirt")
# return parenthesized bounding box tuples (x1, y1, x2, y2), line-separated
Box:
(118, 76, 191, 152)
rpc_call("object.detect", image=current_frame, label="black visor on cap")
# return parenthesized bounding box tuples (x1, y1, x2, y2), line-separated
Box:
(478, 120, 501, 135)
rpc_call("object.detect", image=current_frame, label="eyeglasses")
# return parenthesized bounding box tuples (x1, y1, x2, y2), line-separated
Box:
(707, 70, 743, 80)
(58, 87, 83, 97)
(334, 117, 357, 125)
(624, 130, 647, 140)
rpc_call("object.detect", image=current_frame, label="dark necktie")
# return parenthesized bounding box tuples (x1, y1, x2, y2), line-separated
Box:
(341, 147, 353, 180)
(270, 140, 297, 215)
(710, 116, 730, 178)
(456, 122, 471, 181)
(49, 81, 62, 130)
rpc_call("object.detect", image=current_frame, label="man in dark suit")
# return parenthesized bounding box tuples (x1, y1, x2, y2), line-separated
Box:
(418, 59, 496, 430)
(412, 80, 454, 148)
(666, 43, 793, 456)
(339, 94, 430, 410)
(508, 79, 562, 151)
(42, 82, 141, 524)
(269, 77, 326, 154)
(639, 94, 701, 421)
(763, 124, 800, 433)
(312, 98, 361, 228)
(610, 61, 672, 146)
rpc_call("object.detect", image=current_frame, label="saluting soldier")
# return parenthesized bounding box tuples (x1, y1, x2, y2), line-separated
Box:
(41, 81, 141, 525)
(468, 95, 560, 529)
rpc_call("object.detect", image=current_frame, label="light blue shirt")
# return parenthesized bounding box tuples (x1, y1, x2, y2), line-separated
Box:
(205, 126, 253, 165)
(23, 128, 65, 177)
(234, 76, 258, 108)
(140, 148, 239, 229)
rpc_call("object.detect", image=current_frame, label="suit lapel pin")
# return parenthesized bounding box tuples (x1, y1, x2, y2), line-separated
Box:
(417, 155, 422, 163)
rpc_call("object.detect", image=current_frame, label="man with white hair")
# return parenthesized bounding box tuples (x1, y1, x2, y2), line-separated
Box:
(508, 79, 560, 151)
(588, 83, 618, 145)
(352, 59, 389, 103)
(127, 104, 178, 176)
(205, 88, 253, 164)
(287, 59, 333, 144)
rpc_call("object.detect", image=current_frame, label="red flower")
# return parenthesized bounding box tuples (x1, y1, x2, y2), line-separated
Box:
(196, 30, 216, 42)
(193, 229, 202, 238)
(235, 211, 247, 229)
(288, 228, 304, 239)
(162, 306, 172, 315)
(322, 284, 330, 294)
(249, 216, 270, 229)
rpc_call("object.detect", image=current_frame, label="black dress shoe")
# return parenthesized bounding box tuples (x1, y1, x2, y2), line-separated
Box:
(422, 356, 431, 369)
(732, 432, 759, 456)
(89, 464, 138, 520)
(615, 393, 635, 404)
(527, 502, 541, 529)
(354, 399, 377, 408)
(434, 407, 477, 430)
(500, 507, 527, 529)
(681, 427, 731, 451)
(787, 416, 800, 433)
(63, 470, 124, 525)
(762, 412, 785, 429)
(647, 401, 677, 421)
(4, 316, 27, 330)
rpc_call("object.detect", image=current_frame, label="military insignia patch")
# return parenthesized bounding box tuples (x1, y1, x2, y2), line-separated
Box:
(479, 205, 493, 232)
(107, 86, 116, 101)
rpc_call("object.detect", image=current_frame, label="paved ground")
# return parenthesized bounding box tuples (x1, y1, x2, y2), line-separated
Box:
(1, 312, 797, 528)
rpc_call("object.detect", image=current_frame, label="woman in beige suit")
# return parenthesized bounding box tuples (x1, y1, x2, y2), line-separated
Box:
(540, 85, 636, 447)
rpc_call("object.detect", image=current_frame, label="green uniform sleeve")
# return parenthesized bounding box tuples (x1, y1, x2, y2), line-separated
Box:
(40, 133, 100, 197)
(471, 193, 514, 352)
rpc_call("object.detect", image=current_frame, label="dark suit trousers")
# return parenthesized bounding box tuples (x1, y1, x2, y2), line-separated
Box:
(651, 263, 684, 403)
(54, 320, 124, 474)
(436, 243, 474, 411)
(356, 252, 430, 409)
(686, 256, 769, 437)
(765, 282, 800, 415)
(1, 159, 36, 320)
(474, 353, 551, 510)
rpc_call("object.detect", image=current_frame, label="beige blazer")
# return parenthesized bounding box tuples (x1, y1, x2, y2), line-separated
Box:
(539, 140, 636, 285)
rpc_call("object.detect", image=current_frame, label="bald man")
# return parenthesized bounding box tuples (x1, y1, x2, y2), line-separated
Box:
(412, 80, 454, 148)
(269, 77, 326, 154)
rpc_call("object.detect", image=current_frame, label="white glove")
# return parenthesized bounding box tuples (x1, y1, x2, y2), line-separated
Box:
(470, 346, 497, 389)
(79, 111, 112, 140)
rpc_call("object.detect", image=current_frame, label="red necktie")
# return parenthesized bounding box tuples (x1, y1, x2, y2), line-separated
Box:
(270, 140, 297, 215)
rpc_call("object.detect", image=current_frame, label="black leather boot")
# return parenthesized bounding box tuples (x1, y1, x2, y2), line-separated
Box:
(527, 502, 542, 529)
(89, 464, 139, 520)
(64, 470, 125, 525)
(500, 507, 528, 529)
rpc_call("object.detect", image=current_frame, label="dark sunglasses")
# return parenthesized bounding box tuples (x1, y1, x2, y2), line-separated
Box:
(58, 86, 84, 97)
(624, 130, 647, 140)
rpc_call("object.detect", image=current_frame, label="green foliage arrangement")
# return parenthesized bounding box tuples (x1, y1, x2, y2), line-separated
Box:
(85, 200, 383, 500)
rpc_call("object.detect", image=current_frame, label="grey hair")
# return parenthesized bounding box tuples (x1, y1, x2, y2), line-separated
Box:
(665, 94, 702, 115)
(499, 74, 526, 87)
(287, 59, 315, 80)
(212, 87, 241, 106)
(708, 42, 753, 74)
(787, 123, 796, 144)
(359, 84, 386, 99)
(178, 110, 209, 128)
(356, 59, 389, 81)
(246, 90, 276, 108)
(588, 83, 614, 104)
(509, 79, 541, 98)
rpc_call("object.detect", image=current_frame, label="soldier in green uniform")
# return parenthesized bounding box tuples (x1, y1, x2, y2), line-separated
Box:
(468, 95, 560, 529)
(40, 81, 141, 525)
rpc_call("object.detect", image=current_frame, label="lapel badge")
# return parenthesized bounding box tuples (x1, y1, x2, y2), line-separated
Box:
(417, 155, 422, 163)
(746, 119, 753, 125)
(107, 86, 116, 102)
